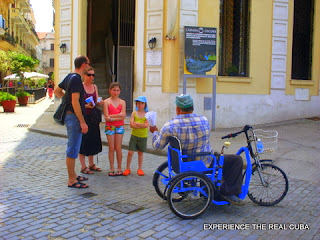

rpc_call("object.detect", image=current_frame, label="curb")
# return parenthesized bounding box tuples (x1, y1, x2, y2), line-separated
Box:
(28, 126, 167, 157)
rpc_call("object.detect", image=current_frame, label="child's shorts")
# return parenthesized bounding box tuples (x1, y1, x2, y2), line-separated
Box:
(105, 125, 125, 135)
(128, 135, 147, 152)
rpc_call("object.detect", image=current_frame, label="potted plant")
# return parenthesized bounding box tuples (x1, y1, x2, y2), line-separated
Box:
(16, 90, 30, 106)
(0, 92, 3, 105)
(0, 92, 17, 112)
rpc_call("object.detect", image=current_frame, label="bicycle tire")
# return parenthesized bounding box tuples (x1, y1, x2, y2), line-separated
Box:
(153, 161, 169, 200)
(167, 171, 214, 219)
(248, 163, 288, 206)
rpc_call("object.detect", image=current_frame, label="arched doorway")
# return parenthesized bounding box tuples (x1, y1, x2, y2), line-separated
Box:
(87, 0, 135, 112)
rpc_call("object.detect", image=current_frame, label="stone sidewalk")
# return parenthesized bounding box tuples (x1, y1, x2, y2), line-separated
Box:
(0, 98, 319, 240)
(30, 98, 320, 183)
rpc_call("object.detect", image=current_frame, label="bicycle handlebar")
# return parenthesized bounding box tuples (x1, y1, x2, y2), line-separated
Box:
(221, 131, 242, 139)
(221, 125, 253, 139)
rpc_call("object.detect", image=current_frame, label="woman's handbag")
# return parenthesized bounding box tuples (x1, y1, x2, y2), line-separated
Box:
(53, 74, 74, 125)
(90, 107, 102, 125)
(53, 101, 67, 125)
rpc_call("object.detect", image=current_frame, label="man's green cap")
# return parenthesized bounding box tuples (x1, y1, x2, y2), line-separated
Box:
(176, 94, 193, 108)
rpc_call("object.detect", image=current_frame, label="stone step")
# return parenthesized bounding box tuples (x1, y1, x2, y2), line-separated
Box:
(91, 62, 109, 100)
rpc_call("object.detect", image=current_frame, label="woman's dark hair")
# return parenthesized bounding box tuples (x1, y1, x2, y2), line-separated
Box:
(85, 67, 94, 74)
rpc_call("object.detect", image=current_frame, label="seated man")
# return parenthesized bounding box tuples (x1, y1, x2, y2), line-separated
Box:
(149, 94, 244, 206)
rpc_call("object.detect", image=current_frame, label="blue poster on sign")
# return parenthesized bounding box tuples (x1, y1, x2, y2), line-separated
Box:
(184, 26, 217, 75)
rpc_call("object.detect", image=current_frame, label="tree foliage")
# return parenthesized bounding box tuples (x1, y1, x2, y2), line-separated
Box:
(1, 51, 40, 90)
(0, 50, 10, 73)
(8, 51, 39, 80)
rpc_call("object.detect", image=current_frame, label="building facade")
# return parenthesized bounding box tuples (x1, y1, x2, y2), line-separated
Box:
(0, 0, 14, 51)
(38, 31, 55, 77)
(53, 0, 320, 128)
(0, 0, 39, 58)
(0, 0, 40, 86)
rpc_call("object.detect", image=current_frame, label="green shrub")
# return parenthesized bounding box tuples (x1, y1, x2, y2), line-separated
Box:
(0, 92, 17, 102)
(15, 90, 31, 97)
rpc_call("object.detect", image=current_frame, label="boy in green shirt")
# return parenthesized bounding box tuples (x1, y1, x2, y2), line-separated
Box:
(123, 96, 149, 176)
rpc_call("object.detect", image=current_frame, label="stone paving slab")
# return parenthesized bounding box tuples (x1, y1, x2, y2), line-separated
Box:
(0, 130, 319, 239)
(0, 98, 319, 239)
(29, 99, 320, 183)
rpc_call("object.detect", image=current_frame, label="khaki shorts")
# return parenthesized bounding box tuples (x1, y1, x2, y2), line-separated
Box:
(128, 135, 147, 152)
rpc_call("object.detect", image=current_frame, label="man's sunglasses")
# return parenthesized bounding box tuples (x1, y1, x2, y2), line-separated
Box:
(86, 73, 95, 77)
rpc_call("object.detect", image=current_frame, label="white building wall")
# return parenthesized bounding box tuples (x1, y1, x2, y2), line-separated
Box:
(271, 0, 288, 90)
(214, 92, 320, 128)
(58, 0, 73, 82)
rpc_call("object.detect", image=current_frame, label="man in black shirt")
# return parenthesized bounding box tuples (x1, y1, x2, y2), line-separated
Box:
(54, 55, 90, 188)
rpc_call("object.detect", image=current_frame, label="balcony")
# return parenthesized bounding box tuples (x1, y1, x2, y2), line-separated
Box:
(0, 32, 16, 50)
(20, 0, 31, 9)
(10, 8, 34, 32)
(10, 8, 23, 20)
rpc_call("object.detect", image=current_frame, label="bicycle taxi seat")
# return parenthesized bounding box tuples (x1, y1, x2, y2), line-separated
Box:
(168, 136, 216, 174)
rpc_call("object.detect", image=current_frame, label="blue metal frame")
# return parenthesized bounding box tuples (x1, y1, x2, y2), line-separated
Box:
(164, 144, 253, 206)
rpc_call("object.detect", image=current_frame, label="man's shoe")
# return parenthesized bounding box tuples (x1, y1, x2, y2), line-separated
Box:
(220, 195, 245, 206)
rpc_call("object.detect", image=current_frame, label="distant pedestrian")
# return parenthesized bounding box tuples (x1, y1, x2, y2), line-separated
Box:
(54, 55, 90, 188)
(47, 80, 54, 98)
(123, 96, 149, 176)
(79, 67, 103, 174)
(103, 82, 126, 176)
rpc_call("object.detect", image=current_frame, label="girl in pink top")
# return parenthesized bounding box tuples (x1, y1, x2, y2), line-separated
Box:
(104, 82, 126, 176)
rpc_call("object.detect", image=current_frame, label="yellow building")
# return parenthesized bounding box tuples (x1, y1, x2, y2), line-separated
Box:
(0, 0, 14, 51)
(0, 0, 39, 58)
(53, 0, 320, 128)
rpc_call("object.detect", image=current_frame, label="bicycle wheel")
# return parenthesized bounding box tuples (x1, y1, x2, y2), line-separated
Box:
(153, 161, 169, 200)
(167, 171, 214, 219)
(248, 163, 288, 206)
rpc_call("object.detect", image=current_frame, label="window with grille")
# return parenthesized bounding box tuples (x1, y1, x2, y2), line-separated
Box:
(50, 58, 54, 67)
(219, 0, 250, 77)
(291, 0, 314, 80)
(50, 44, 54, 50)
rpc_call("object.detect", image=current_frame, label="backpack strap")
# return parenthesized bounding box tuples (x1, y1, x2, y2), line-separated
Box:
(62, 73, 76, 103)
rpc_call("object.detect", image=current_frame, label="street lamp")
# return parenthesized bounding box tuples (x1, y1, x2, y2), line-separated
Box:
(59, 43, 67, 54)
(148, 37, 156, 50)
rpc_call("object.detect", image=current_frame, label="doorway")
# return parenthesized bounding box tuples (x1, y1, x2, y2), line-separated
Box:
(87, 0, 135, 112)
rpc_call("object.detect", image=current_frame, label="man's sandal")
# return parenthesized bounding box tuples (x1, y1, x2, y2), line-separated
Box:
(108, 171, 116, 176)
(81, 167, 93, 174)
(76, 176, 88, 181)
(68, 182, 89, 188)
(89, 164, 102, 172)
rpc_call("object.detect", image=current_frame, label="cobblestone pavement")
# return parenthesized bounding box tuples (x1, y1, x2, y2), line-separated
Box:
(0, 99, 319, 240)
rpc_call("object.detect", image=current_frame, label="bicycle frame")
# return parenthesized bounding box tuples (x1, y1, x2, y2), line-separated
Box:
(223, 125, 274, 189)
(155, 125, 288, 219)
(165, 143, 253, 206)
(158, 125, 277, 205)
(243, 126, 271, 186)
